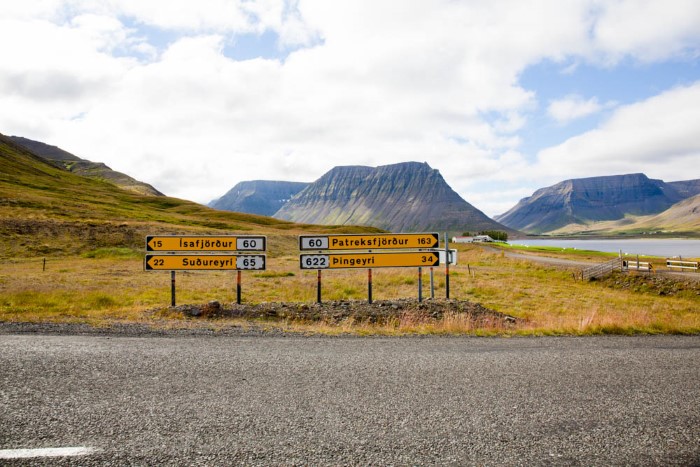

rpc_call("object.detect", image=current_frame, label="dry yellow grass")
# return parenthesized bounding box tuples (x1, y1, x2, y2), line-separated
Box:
(1, 244, 698, 335)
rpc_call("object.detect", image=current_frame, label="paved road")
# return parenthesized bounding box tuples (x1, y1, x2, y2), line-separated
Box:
(480, 245, 591, 269)
(1, 334, 699, 465)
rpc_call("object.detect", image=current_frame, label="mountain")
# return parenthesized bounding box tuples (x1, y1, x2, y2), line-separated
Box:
(210, 180, 308, 216)
(9, 136, 164, 196)
(495, 173, 691, 234)
(0, 132, 373, 258)
(667, 179, 700, 199)
(639, 193, 700, 231)
(274, 162, 515, 234)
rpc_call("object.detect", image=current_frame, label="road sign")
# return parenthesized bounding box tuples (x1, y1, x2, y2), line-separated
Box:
(146, 235, 266, 252)
(145, 254, 266, 271)
(299, 233, 439, 251)
(300, 251, 440, 269)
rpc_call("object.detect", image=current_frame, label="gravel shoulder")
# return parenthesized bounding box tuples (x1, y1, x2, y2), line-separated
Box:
(0, 298, 519, 338)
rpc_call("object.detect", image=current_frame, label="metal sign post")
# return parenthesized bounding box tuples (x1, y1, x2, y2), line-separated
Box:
(145, 235, 267, 307)
(368, 269, 373, 304)
(444, 233, 450, 299)
(236, 270, 242, 305)
(418, 267, 423, 302)
(299, 232, 440, 304)
(171, 271, 176, 307)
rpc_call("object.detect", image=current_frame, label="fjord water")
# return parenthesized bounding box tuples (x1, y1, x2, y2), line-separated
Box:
(509, 239, 700, 258)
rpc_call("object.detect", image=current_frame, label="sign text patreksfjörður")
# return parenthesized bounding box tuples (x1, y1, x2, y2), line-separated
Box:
(299, 233, 438, 251)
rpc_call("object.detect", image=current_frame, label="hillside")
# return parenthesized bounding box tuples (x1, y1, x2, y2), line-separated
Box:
(640, 194, 700, 231)
(9, 136, 164, 196)
(495, 173, 693, 234)
(0, 133, 378, 258)
(274, 162, 516, 234)
(667, 179, 700, 199)
(210, 180, 308, 216)
(548, 193, 700, 236)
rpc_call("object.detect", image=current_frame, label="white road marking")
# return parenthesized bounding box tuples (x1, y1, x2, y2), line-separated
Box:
(0, 447, 98, 459)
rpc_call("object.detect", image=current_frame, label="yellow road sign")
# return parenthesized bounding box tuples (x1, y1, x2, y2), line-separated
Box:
(300, 252, 439, 269)
(299, 233, 439, 250)
(146, 235, 266, 252)
(145, 254, 266, 271)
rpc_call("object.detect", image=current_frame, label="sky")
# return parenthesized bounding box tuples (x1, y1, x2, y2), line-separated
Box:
(1, 0, 700, 217)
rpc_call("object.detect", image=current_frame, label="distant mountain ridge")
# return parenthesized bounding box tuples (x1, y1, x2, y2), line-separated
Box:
(9, 136, 163, 196)
(273, 162, 515, 234)
(496, 173, 700, 234)
(209, 180, 308, 217)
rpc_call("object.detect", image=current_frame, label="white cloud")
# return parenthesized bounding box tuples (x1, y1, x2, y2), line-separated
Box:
(1, 0, 699, 215)
(536, 82, 700, 181)
(592, 0, 700, 63)
(547, 95, 613, 123)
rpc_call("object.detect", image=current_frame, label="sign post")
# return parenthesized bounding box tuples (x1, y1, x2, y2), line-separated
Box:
(236, 270, 242, 305)
(145, 235, 267, 306)
(418, 267, 423, 302)
(444, 233, 450, 299)
(299, 233, 441, 303)
(171, 271, 176, 307)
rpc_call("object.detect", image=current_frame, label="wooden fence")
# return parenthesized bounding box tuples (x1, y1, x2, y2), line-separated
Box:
(581, 257, 622, 280)
(622, 259, 652, 272)
(666, 259, 699, 272)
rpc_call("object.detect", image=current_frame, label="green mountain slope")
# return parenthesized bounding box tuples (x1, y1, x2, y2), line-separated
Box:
(0, 133, 377, 258)
(9, 135, 164, 196)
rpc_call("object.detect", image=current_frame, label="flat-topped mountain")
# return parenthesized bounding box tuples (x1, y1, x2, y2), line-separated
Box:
(209, 180, 308, 217)
(273, 162, 515, 234)
(667, 179, 700, 199)
(495, 173, 698, 234)
(9, 136, 163, 196)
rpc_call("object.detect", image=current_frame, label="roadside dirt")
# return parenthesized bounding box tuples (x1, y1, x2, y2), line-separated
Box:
(159, 298, 519, 327)
(594, 271, 700, 298)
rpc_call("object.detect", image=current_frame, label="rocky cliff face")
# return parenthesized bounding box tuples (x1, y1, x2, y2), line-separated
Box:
(9, 136, 164, 196)
(274, 162, 514, 233)
(209, 180, 308, 216)
(495, 173, 689, 234)
(667, 179, 700, 199)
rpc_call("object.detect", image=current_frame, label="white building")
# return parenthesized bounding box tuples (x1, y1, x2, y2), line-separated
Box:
(451, 235, 494, 243)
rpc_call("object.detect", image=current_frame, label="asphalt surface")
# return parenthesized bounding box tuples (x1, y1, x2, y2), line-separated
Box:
(1, 333, 699, 466)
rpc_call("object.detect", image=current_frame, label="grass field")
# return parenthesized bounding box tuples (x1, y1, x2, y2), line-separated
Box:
(1, 243, 698, 335)
(1, 134, 698, 335)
